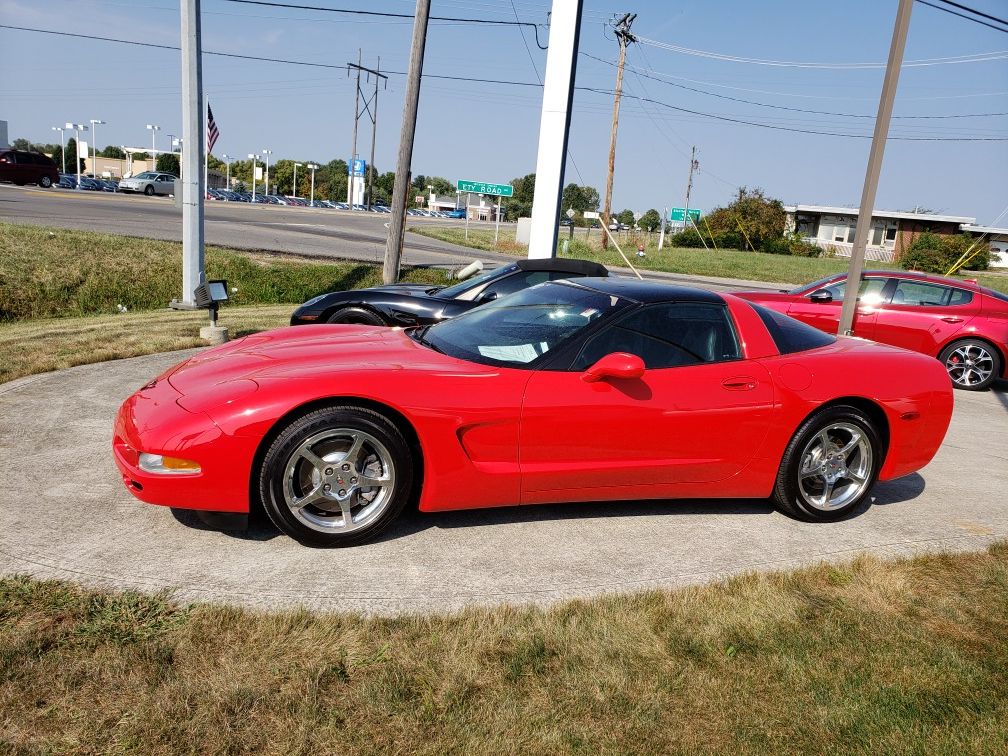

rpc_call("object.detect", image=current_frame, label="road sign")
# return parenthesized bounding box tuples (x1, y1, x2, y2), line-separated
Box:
(456, 179, 513, 197)
(583, 211, 600, 220)
(565, 208, 575, 219)
(349, 158, 366, 177)
(669, 207, 701, 222)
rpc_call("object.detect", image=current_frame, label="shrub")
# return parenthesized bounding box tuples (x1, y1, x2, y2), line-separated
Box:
(900, 232, 989, 274)
(566, 238, 593, 257)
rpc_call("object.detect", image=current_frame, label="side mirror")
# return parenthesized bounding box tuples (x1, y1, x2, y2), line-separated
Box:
(582, 352, 646, 383)
(809, 288, 833, 303)
(476, 290, 499, 305)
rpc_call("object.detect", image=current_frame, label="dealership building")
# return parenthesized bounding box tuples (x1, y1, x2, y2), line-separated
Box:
(785, 204, 1008, 268)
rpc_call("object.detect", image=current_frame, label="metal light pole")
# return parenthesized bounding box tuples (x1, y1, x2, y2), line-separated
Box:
(89, 119, 105, 177)
(121, 145, 132, 176)
(166, 133, 177, 153)
(51, 126, 66, 173)
(262, 149, 272, 195)
(69, 123, 87, 188)
(146, 123, 160, 171)
(248, 153, 257, 200)
(292, 161, 302, 198)
(179, 0, 206, 309)
(222, 153, 231, 188)
(307, 163, 318, 206)
(838, 0, 914, 336)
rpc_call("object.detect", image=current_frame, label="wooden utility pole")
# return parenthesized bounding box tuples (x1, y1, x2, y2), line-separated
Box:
(601, 12, 635, 250)
(383, 0, 430, 284)
(683, 146, 698, 231)
(347, 56, 388, 210)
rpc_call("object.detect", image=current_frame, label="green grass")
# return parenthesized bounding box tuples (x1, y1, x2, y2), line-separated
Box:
(411, 225, 1008, 293)
(0, 222, 450, 322)
(2, 544, 1007, 753)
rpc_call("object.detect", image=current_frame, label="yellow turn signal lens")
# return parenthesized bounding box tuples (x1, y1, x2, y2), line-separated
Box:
(138, 453, 201, 474)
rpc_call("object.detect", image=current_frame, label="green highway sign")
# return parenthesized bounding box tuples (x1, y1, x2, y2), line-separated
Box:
(457, 180, 514, 197)
(669, 207, 701, 222)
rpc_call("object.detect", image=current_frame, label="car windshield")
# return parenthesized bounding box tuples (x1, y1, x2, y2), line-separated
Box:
(417, 282, 628, 367)
(436, 263, 518, 298)
(788, 275, 840, 295)
(134, 172, 157, 179)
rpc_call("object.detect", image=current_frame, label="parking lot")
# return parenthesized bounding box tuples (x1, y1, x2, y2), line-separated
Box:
(1, 347, 1004, 615)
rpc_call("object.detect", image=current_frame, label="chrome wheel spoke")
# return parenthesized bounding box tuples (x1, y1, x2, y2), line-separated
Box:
(846, 468, 866, 484)
(837, 431, 862, 459)
(339, 496, 355, 527)
(357, 472, 391, 488)
(291, 484, 325, 510)
(343, 434, 365, 468)
(297, 446, 326, 473)
(819, 478, 835, 507)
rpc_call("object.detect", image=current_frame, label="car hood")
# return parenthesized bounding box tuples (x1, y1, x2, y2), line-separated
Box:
(165, 324, 474, 395)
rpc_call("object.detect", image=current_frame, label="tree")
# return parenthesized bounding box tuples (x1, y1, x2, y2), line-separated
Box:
(100, 145, 125, 159)
(639, 209, 661, 232)
(156, 152, 180, 176)
(133, 151, 150, 161)
(617, 209, 635, 226)
(12, 138, 32, 150)
(63, 138, 85, 173)
(703, 186, 786, 250)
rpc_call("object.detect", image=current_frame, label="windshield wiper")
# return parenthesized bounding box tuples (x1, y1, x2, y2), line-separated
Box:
(411, 325, 444, 354)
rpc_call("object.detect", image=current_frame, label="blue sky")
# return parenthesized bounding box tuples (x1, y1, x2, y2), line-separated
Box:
(2, 0, 1006, 221)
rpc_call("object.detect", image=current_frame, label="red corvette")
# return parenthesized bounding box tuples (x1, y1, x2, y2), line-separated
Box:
(735, 271, 1008, 391)
(114, 278, 953, 547)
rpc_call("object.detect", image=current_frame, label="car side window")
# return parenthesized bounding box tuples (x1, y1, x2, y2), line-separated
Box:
(821, 277, 888, 303)
(571, 302, 742, 371)
(891, 280, 972, 307)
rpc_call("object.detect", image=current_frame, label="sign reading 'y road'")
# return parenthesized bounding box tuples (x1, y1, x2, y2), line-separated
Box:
(457, 179, 514, 197)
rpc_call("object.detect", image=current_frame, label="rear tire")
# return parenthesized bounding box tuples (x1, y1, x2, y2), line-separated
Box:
(144, 185, 155, 196)
(772, 405, 881, 522)
(258, 405, 413, 547)
(939, 339, 1000, 391)
(326, 307, 386, 326)
(38, 176, 52, 188)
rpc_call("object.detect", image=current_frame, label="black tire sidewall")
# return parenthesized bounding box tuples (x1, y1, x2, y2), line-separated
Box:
(939, 339, 1001, 391)
(39, 176, 52, 188)
(259, 406, 413, 547)
(773, 405, 881, 522)
(327, 307, 385, 326)
(144, 185, 154, 196)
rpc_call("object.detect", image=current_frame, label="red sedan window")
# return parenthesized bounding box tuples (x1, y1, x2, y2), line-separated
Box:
(891, 280, 972, 307)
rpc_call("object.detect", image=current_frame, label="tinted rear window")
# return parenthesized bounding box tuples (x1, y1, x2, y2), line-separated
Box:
(749, 303, 837, 354)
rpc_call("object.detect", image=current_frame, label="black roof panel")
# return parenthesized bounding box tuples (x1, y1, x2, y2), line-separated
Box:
(563, 276, 725, 304)
(514, 257, 609, 277)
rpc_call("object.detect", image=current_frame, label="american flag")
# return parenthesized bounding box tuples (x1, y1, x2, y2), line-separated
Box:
(207, 103, 219, 153)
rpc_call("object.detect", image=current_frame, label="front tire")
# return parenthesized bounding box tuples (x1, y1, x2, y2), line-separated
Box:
(939, 339, 1000, 391)
(144, 185, 155, 196)
(38, 176, 53, 188)
(258, 406, 413, 547)
(326, 307, 386, 326)
(772, 405, 881, 521)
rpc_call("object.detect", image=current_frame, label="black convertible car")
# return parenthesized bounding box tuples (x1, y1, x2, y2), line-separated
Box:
(289, 257, 610, 327)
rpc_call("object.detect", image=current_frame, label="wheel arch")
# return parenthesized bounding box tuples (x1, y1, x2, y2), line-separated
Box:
(796, 396, 891, 464)
(247, 395, 425, 515)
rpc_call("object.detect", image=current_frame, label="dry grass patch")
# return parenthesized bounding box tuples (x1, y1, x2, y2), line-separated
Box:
(2, 544, 1007, 754)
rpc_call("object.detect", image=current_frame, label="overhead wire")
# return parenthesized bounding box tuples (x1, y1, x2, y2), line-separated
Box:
(915, 0, 1008, 34)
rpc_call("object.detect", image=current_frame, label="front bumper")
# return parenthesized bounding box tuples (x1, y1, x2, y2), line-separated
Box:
(112, 376, 253, 513)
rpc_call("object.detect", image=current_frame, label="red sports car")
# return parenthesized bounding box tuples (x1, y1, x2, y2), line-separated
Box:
(735, 271, 1008, 391)
(114, 278, 953, 547)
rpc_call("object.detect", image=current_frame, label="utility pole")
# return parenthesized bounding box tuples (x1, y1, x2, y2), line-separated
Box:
(348, 48, 361, 206)
(178, 0, 205, 307)
(383, 0, 430, 284)
(838, 0, 913, 336)
(601, 12, 636, 250)
(683, 146, 698, 231)
(347, 55, 387, 210)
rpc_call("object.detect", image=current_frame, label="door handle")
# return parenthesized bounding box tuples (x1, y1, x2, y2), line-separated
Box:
(940, 316, 964, 324)
(722, 376, 757, 391)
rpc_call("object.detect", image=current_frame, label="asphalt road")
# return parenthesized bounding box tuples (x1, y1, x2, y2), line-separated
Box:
(0, 350, 1004, 615)
(0, 184, 509, 268)
(0, 184, 784, 291)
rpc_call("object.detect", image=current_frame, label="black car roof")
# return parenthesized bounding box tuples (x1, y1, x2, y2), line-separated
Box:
(514, 257, 608, 277)
(562, 276, 724, 304)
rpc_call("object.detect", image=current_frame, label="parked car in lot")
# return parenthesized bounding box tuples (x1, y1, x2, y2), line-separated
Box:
(290, 258, 610, 327)
(735, 271, 1008, 390)
(77, 176, 103, 191)
(119, 171, 177, 196)
(0, 149, 60, 187)
(56, 173, 77, 189)
(446, 208, 466, 219)
(115, 277, 954, 547)
(97, 178, 118, 192)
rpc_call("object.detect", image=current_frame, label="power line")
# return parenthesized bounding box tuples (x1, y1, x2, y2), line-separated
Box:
(917, 0, 1008, 33)
(580, 52, 1008, 120)
(221, 0, 548, 47)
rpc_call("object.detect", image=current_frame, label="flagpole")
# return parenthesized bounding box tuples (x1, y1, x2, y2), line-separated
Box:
(204, 99, 209, 198)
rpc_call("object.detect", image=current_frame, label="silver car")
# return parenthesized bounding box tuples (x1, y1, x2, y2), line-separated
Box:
(119, 171, 177, 196)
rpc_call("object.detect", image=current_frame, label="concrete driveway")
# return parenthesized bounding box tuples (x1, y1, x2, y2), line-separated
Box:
(0, 350, 1005, 615)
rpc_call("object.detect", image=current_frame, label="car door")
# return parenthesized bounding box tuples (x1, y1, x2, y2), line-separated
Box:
(519, 301, 774, 503)
(871, 278, 978, 355)
(786, 276, 890, 339)
(155, 175, 174, 195)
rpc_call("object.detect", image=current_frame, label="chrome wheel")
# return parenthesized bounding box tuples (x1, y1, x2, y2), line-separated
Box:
(282, 428, 396, 534)
(944, 344, 994, 388)
(797, 422, 873, 511)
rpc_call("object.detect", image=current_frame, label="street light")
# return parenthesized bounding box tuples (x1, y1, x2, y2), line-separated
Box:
(146, 124, 160, 171)
(261, 149, 272, 195)
(307, 163, 319, 207)
(89, 119, 105, 178)
(221, 154, 231, 188)
(248, 153, 258, 200)
(51, 126, 66, 173)
(427, 184, 434, 211)
(121, 145, 132, 176)
(66, 123, 87, 188)
(166, 133, 177, 154)
(292, 162, 303, 199)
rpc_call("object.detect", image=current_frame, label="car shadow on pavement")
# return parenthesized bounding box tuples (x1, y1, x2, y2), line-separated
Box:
(868, 472, 926, 507)
(992, 379, 1008, 414)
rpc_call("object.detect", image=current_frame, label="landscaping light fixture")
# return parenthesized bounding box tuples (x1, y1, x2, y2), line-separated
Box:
(193, 279, 229, 330)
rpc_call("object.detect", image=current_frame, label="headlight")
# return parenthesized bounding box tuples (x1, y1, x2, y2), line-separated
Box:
(138, 453, 201, 474)
(300, 293, 329, 308)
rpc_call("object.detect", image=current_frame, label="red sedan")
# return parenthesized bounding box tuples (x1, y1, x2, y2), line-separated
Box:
(736, 271, 1008, 391)
(114, 278, 953, 547)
